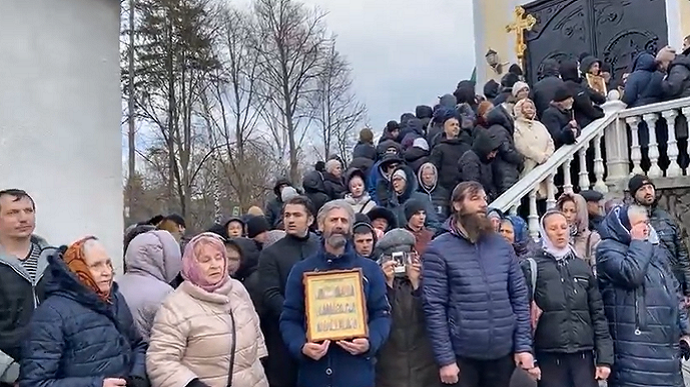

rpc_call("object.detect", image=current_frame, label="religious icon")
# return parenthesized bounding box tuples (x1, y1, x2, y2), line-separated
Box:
(586, 73, 607, 96)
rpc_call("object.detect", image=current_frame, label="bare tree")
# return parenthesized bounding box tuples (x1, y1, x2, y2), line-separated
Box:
(310, 40, 366, 163)
(251, 0, 329, 183)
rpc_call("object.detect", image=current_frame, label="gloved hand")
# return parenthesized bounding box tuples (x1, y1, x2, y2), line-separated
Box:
(185, 379, 211, 387)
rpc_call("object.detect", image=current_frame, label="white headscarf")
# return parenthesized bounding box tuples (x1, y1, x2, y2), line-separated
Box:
(539, 211, 575, 260)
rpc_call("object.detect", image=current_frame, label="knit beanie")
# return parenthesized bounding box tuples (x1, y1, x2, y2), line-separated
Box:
(392, 169, 407, 181)
(628, 174, 654, 196)
(404, 199, 426, 222)
(375, 228, 416, 257)
(246, 216, 270, 239)
(512, 81, 530, 97)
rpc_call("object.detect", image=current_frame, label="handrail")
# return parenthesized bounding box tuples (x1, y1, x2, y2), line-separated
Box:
(618, 96, 690, 118)
(490, 102, 624, 212)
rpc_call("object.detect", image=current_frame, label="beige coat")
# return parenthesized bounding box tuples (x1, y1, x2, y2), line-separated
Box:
(513, 100, 555, 198)
(147, 279, 268, 387)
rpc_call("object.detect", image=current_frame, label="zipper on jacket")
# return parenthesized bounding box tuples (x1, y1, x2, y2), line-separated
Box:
(634, 289, 641, 335)
(557, 259, 575, 347)
(476, 244, 495, 350)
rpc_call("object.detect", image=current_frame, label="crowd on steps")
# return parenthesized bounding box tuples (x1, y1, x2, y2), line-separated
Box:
(2, 38, 690, 387)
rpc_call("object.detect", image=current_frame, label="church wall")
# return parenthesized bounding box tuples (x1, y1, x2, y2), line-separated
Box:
(0, 0, 124, 271)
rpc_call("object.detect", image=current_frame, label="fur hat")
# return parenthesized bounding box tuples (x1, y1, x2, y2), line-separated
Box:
(375, 228, 416, 256)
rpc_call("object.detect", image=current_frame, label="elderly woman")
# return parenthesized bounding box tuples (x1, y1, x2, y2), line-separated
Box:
(147, 233, 268, 387)
(20, 237, 148, 387)
(514, 98, 555, 199)
(521, 211, 613, 387)
(499, 215, 535, 260)
(323, 159, 347, 200)
(118, 230, 182, 341)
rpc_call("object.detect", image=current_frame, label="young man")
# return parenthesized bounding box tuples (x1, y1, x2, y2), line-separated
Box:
(353, 214, 376, 259)
(0, 189, 55, 387)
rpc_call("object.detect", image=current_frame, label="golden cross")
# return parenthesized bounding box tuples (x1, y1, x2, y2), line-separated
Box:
(505, 6, 536, 60)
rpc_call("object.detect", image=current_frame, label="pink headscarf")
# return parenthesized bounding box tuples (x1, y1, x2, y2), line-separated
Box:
(182, 233, 229, 292)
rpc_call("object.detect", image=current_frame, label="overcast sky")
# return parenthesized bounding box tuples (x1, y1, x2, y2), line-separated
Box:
(300, 0, 476, 131)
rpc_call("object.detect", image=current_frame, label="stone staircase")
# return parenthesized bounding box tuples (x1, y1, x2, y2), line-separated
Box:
(490, 96, 690, 238)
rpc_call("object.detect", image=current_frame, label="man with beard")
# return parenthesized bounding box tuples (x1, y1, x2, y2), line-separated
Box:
(258, 195, 320, 387)
(422, 181, 534, 387)
(280, 200, 391, 387)
(628, 174, 690, 301)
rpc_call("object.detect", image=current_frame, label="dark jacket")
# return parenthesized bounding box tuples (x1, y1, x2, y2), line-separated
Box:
(302, 171, 331, 216)
(231, 237, 263, 315)
(416, 163, 450, 223)
(376, 139, 403, 161)
(280, 244, 392, 387)
(323, 172, 347, 200)
(530, 60, 565, 119)
(622, 52, 664, 107)
(376, 279, 440, 387)
(560, 60, 605, 128)
(596, 207, 690, 387)
(258, 233, 320, 387)
(422, 221, 532, 365)
(403, 146, 430, 173)
(352, 141, 377, 161)
(662, 55, 690, 100)
(521, 250, 613, 365)
(400, 118, 425, 149)
(19, 254, 147, 387)
(648, 205, 690, 295)
(379, 165, 441, 231)
(428, 132, 473, 192)
(541, 103, 578, 148)
(457, 130, 500, 201)
(485, 108, 523, 195)
(265, 178, 291, 228)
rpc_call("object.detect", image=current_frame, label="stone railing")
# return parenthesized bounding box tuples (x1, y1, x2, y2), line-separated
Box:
(490, 96, 690, 238)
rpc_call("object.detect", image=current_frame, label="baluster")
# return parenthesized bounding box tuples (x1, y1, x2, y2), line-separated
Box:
(626, 116, 643, 175)
(509, 203, 519, 216)
(593, 131, 608, 192)
(643, 113, 662, 178)
(578, 144, 591, 190)
(683, 107, 690, 175)
(546, 172, 556, 209)
(528, 188, 539, 240)
(662, 109, 682, 177)
(563, 159, 574, 194)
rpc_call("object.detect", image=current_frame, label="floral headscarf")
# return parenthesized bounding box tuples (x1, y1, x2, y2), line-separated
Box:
(181, 232, 229, 292)
(63, 236, 112, 303)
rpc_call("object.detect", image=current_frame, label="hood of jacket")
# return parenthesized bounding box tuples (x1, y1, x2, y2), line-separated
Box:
(273, 178, 291, 197)
(557, 193, 590, 234)
(454, 81, 476, 104)
(439, 93, 457, 108)
(45, 251, 117, 313)
(483, 79, 500, 99)
(417, 162, 438, 191)
(401, 117, 424, 136)
(229, 237, 260, 280)
(124, 230, 181, 284)
(391, 165, 419, 201)
(472, 129, 500, 161)
(415, 105, 433, 119)
(540, 59, 560, 78)
(0, 235, 53, 281)
(632, 52, 657, 72)
(302, 170, 328, 194)
(367, 206, 398, 230)
(560, 59, 581, 82)
(486, 106, 513, 130)
(598, 205, 634, 245)
(579, 56, 601, 75)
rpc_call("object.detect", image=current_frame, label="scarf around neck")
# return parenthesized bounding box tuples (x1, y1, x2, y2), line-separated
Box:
(63, 236, 112, 303)
(539, 213, 574, 260)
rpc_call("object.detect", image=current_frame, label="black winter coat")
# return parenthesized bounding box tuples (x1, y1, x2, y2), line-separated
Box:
(20, 254, 148, 387)
(231, 237, 263, 316)
(265, 178, 291, 228)
(376, 279, 440, 387)
(417, 183, 450, 223)
(404, 146, 430, 173)
(662, 55, 690, 100)
(541, 104, 578, 148)
(521, 250, 613, 365)
(648, 205, 690, 295)
(428, 132, 473, 191)
(376, 139, 403, 160)
(560, 60, 605, 128)
(622, 52, 664, 107)
(302, 171, 330, 215)
(458, 130, 499, 201)
(530, 60, 564, 119)
(486, 108, 523, 195)
(258, 233, 320, 387)
(323, 172, 347, 200)
(352, 141, 377, 161)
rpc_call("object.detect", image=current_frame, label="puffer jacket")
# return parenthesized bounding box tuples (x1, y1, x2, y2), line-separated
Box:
(622, 52, 664, 107)
(457, 130, 500, 201)
(428, 131, 473, 192)
(0, 236, 55, 385)
(376, 279, 440, 387)
(19, 254, 147, 387)
(422, 220, 532, 365)
(662, 55, 690, 99)
(596, 207, 690, 387)
(648, 204, 690, 295)
(530, 59, 565, 119)
(521, 249, 613, 365)
(147, 279, 268, 387)
(302, 170, 330, 215)
(352, 141, 376, 161)
(416, 162, 450, 223)
(485, 107, 523, 195)
(265, 178, 291, 229)
(117, 230, 182, 341)
(379, 165, 441, 231)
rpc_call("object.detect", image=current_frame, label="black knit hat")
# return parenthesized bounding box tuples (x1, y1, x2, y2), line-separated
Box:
(246, 215, 270, 239)
(404, 199, 426, 222)
(628, 174, 654, 196)
(166, 214, 186, 228)
(553, 86, 573, 102)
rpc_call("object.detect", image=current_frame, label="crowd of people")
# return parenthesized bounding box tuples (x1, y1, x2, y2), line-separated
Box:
(1, 39, 690, 387)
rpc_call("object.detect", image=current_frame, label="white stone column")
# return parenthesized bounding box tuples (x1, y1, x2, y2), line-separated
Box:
(666, 0, 684, 47)
(602, 101, 630, 192)
(0, 0, 123, 270)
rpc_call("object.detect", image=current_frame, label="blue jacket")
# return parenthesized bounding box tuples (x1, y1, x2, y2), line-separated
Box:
(622, 52, 664, 108)
(280, 243, 391, 387)
(422, 221, 532, 366)
(19, 254, 147, 387)
(596, 207, 689, 387)
(378, 165, 441, 231)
